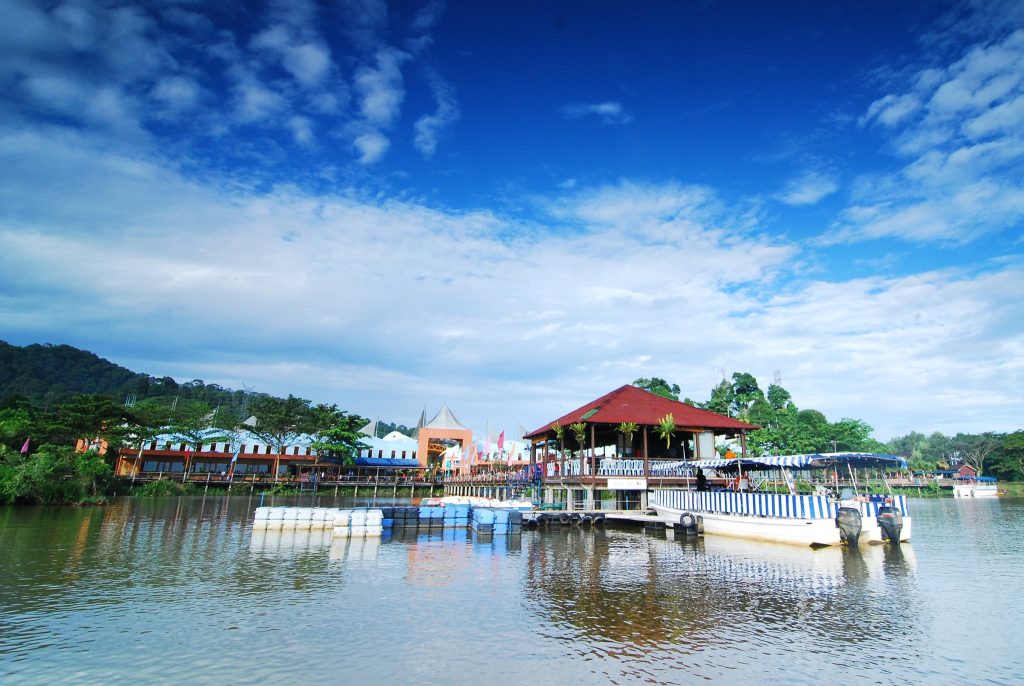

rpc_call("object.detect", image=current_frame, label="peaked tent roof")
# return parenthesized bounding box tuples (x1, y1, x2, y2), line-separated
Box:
(524, 385, 757, 438)
(359, 417, 378, 437)
(424, 403, 469, 431)
(411, 407, 427, 439)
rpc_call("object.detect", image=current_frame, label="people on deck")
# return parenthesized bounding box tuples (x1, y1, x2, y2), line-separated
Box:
(696, 468, 707, 491)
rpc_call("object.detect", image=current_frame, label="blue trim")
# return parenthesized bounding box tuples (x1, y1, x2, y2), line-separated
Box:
(353, 457, 423, 468)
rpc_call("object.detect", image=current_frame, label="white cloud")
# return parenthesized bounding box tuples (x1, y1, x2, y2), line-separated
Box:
(413, 73, 459, 157)
(233, 78, 287, 122)
(288, 115, 313, 145)
(861, 93, 921, 127)
(0, 129, 1021, 439)
(777, 172, 838, 206)
(355, 48, 409, 127)
(152, 75, 202, 112)
(353, 129, 390, 163)
(251, 23, 332, 89)
(834, 28, 1024, 245)
(562, 101, 632, 125)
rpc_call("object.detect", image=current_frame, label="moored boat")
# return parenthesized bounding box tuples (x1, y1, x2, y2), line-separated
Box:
(953, 476, 999, 498)
(649, 453, 912, 548)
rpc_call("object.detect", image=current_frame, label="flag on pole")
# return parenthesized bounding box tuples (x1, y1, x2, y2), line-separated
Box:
(497, 431, 505, 454)
(228, 446, 239, 478)
(20, 437, 30, 455)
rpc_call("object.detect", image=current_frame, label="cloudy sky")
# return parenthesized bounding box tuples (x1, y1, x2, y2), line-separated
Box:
(1, 0, 1022, 441)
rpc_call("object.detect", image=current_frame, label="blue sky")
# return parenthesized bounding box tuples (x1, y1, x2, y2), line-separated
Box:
(1, 0, 1022, 441)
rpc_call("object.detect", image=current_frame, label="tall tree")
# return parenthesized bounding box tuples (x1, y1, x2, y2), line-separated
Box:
(952, 432, 1003, 477)
(766, 384, 793, 411)
(706, 379, 734, 417)
(247, 394, 314, 454)
(633, 377, 680, 400)
(310, 404, 369, 465)
(730, 372, 764, 420)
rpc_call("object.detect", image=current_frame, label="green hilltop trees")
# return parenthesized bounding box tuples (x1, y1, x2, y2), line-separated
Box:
(674, 372, 884, 456)
(655, 372, 1022, 479)
(0, 388, 371, 505)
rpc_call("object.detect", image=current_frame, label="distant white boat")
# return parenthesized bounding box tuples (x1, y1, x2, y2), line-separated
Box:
(650, 453, 912, 548)
(953, 477, 999, 499)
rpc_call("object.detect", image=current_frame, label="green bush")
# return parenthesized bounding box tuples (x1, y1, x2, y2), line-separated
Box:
(130, 479, 199, 497)
(0, 444, 112, 505)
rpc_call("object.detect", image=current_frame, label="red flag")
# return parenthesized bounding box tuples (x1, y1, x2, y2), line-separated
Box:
(20, 438, 30, 455)
(497, 431, 505, 453)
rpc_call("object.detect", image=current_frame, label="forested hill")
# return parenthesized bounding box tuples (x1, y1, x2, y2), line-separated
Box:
(0, 341, 244, 411)
(0, 341, 415, 436)
(1, 341, 139, 403)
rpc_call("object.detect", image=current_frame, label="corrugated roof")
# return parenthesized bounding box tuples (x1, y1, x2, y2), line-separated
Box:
(524, 384, 757, 437)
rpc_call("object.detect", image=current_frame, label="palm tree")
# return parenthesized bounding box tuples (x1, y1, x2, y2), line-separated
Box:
(617, 421, 638, 456)
(655, 414, 676, 451)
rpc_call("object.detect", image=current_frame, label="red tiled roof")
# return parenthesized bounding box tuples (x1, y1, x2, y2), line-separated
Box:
(524, 384, 757, 438)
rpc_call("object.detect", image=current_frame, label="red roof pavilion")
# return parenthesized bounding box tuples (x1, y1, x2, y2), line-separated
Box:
(525, 384, 757, 438)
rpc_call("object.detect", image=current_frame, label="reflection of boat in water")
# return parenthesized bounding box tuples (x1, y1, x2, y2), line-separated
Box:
(650, 453, 913, 547)
(953, 477, 999, 499)
(667, 532, 917, 587)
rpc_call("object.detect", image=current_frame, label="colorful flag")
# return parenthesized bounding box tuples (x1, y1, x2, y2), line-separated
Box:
(497, 431, 505, 454)
(20, 437, 30, 455)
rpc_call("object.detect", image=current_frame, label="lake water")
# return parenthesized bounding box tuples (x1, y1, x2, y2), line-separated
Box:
(0, 496, 1020, 685)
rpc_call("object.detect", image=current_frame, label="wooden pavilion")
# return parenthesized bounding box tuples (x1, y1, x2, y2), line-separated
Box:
(524, 384, 757, 511)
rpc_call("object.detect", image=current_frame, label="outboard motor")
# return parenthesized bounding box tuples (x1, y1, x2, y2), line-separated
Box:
(876, 506, 904, 543)
(836, 507, 862, 546)
(678, 512, 698, 536)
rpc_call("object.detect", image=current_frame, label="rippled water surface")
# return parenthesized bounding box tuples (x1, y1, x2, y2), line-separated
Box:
(1, 496, 1021, 685)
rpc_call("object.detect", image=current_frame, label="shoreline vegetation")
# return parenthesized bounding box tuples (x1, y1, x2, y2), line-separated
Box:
(2, 343, 1022, 506)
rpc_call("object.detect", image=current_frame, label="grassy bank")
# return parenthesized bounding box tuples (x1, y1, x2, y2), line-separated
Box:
(999, 482, 1024, 496)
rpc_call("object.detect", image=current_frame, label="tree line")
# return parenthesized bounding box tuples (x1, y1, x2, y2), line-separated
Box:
(633, 375, 1023, 479)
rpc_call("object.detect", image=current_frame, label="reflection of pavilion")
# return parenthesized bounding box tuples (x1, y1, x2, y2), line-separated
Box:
(524, 529, 916, 648)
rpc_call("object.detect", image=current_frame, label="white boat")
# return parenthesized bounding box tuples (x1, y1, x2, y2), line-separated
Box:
(953, 477, 999, 498)
(649, 453, 912, 548)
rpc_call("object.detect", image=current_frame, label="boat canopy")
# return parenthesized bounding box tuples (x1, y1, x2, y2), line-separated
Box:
(678, 452, 908, 471)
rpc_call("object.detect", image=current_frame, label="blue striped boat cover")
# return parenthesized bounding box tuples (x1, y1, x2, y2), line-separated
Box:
(650, 490, 909, 518)
(682, 453, 907, 470)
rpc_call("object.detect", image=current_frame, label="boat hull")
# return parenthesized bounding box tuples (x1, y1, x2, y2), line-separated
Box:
(953, 484, 998, 499)
(652, 498, 913, 547)
(651, 503, 842, 547)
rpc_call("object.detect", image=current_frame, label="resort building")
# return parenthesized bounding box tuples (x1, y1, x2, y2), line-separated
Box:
(524, 384, 757, 511)
(113, 430, 322, 481)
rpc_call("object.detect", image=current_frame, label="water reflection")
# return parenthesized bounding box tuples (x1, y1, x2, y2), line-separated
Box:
(1, 497, 1022, 686)
(524, 525, 921, 680)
